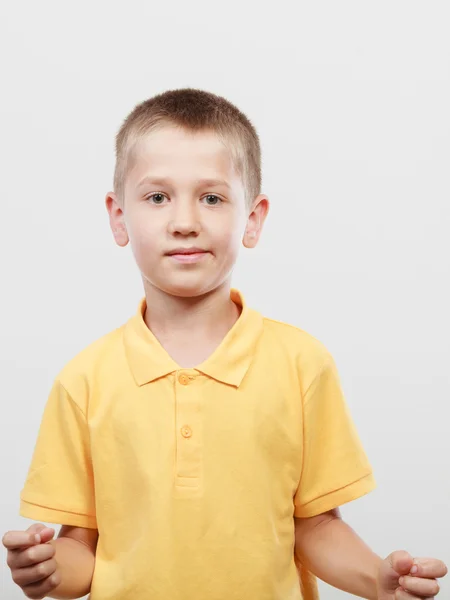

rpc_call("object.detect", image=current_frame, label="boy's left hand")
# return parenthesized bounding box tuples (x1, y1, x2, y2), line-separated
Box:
(377, 550, 447, 599)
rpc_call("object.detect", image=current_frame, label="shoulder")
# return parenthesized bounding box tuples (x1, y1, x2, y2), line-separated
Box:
(259, 314, 336, 387)
(54, 324, 126, 412)
(262, 315, 332, 360)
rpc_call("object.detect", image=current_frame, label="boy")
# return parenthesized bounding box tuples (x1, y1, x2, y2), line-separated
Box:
(3, 88, 447, 600)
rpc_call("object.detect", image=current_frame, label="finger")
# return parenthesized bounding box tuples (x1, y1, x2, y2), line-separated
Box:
(21, 572, 61, 600)
(8, 542, 55, 569)
(2, 531, 42, 550)
(12, 558, 57, 587)
(395, 589, 431, 600)
(411, 558, 448, 579)
(399, 575, 440, 597)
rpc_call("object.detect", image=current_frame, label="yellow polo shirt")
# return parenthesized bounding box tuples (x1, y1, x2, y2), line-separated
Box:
(20, 289, 376, 600)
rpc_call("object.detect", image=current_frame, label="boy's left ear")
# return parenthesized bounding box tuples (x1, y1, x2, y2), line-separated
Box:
(243, 195, 269, 248)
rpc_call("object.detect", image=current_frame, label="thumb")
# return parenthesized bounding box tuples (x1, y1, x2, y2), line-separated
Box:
(379, 550, 414, 594)
(26, 523, 55, 544)
(26, 523, 48, 535)
(388, 551, 415, 577)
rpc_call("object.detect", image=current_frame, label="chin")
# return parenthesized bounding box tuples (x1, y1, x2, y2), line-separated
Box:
(166, 287, 206, 298)
(150, 278, 218, 299)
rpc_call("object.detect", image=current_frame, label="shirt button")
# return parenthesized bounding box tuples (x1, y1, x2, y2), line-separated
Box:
(178, 374, 189, 385)
(181, 426, 192, 438)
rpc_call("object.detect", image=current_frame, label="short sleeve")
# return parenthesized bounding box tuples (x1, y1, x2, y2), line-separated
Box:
(294, 354, 376, 518)
(20, 378, 97, 528)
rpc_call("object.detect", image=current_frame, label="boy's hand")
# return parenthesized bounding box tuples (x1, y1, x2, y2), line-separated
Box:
(377, 550, 447, 599)
(3, 523, 61, 599)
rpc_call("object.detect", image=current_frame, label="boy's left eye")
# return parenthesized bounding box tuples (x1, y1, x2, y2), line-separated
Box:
(202, 195, 222, 206)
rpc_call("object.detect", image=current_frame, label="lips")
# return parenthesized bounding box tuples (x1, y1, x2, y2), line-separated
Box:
(165, 247, 210, 264)
(166, 247, 207, 256)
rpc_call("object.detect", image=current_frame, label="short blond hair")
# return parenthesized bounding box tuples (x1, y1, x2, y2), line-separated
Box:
(113, 88, 262, 206)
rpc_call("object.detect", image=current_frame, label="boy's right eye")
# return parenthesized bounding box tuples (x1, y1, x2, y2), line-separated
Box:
(147, 193, 167, 204)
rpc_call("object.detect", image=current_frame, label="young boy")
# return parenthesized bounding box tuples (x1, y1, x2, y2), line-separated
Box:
(3, 88, 447, 600)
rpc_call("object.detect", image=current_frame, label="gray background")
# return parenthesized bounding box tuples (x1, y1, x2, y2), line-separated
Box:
(1, 1, 449, 598)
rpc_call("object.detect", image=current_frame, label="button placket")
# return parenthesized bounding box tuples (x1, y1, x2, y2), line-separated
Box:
(175, 370, 202, 488)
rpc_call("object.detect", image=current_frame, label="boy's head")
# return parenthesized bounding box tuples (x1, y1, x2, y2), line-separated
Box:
(106, 88, 269, 299)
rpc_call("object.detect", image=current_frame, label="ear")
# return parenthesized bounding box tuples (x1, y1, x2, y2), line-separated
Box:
(105, 192, 129, 247)
(243, 195, 269, 248)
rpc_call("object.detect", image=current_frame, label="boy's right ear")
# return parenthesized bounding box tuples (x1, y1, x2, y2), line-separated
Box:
(105, 192, 129, 247)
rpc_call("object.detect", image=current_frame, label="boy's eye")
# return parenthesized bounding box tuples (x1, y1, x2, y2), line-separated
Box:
(148, 193, 167, 204)
(146, 193, 222, 205)
(202, 195, 221, 206)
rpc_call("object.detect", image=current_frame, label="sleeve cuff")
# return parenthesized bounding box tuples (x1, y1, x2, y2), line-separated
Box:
(20, 498, 97, 529)
(294, 471, 376, 518)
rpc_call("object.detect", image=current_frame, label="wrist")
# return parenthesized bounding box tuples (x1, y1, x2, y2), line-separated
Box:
(366, 555, 383, 600)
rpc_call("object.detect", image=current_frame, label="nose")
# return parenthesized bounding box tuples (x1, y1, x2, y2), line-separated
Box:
(167, 201, 201, 236)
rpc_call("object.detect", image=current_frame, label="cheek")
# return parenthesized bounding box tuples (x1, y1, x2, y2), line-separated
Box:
(212, 213, 246, 249)
(214, 228, 242, 256)
(126, 213, 160, 254)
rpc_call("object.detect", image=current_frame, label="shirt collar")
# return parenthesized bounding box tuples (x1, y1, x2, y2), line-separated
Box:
(123, 289, 264, 388)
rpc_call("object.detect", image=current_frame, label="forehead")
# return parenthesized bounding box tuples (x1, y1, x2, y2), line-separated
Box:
(129, 125, 238, 182)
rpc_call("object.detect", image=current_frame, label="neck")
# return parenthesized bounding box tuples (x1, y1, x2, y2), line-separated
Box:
(142, 280, 240, 338)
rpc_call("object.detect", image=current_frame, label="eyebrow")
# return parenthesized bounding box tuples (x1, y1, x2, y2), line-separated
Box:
(136, 176, 231, 191)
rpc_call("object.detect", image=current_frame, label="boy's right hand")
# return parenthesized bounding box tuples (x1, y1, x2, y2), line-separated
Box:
(3, 523, 61, 599)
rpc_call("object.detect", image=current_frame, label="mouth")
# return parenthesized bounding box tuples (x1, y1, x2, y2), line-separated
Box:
(165, 247, 210, 264)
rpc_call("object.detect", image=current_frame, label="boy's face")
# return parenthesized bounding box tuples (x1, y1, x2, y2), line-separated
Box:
(106, 125, 268, 298)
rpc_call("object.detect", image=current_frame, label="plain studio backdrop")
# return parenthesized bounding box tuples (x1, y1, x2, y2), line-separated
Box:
(1, 1, 449, 598)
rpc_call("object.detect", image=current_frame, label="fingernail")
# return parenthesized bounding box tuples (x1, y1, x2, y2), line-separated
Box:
(399, 577, 404, 586)
(410, 565, 418, 574)
(34, 534, 41, 543)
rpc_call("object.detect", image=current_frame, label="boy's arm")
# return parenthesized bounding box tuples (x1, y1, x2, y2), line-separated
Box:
(47, 526, 98, 600)
(294, 509, 381, 600)
(294, 510, 446, 600)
